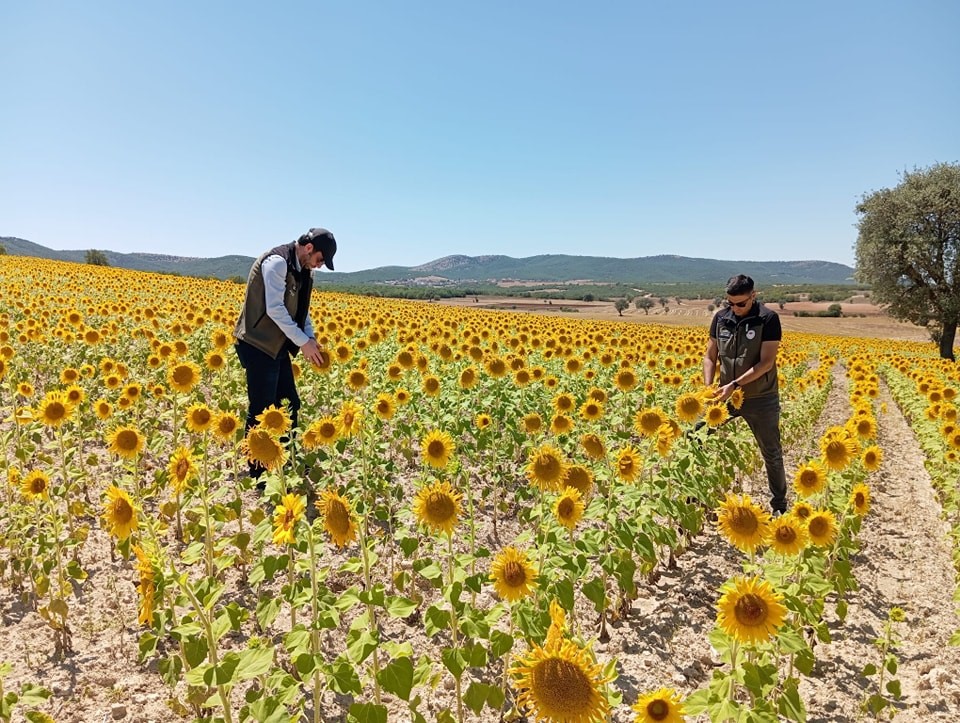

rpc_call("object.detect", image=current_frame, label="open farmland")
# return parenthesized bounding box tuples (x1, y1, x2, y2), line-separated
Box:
(1, 256, 959, 722)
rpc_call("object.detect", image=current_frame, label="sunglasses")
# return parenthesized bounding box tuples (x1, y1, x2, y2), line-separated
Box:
(725, 297, 752, 309)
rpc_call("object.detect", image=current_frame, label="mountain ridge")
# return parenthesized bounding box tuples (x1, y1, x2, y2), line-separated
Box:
(1, 236, 856, 285)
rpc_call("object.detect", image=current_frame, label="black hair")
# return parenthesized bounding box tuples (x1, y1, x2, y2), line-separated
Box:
(725, 274, 754, 296)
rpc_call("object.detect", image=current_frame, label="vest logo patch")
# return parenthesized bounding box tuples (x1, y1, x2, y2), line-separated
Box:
(746, 329, 756, 340)
(718, 328, 733, 339)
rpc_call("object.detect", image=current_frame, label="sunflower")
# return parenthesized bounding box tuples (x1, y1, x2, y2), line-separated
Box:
(704, 403, 729, 427)
(64, 384, 85, 406)
(213, 412, 241, 442)
(525, 444, 569, 491)
(674, 393, 704, 423)
(791, 500, 813, 521)
(792, 460, 828, 498)
(861, 445, 883, 472)
(948, 430, 960, 451)
(36, 390, 74, 428)
(103, 485, 138, 541)
(272, 493, 305, 545)
(337, 400, 364, 437)
(17, 382, 35, 398)
(108, 426, 145, 460)
(485, 356, 508, 378)
(767, 514, 808, 556)
(185, 403, 214, 434)
(616, 445, 643, 483)
(579, 400, 605, 422)
(346, 367, 368, 391)
(565, 464, 595, 498)
(511, 639, 612, 723)
(553, 393, 576, 414)
(490, 546, 538, 602)
(615, 368, 638, 392)
(133, 544, 156, 625)
(634, 407, 667, 438)
(167, 361, 200, 394)
(728, 387, 745, 410)
(632, 688, 686, 723)
(554, 487, 585, 530)
(256, 404, 292, 437)
(550, 413, 574, 436)
(820, 426, 860, 471)
(716, 494, 769, 554)
(241, 428, 287, 472)
(421, 429, 455, 469)
(94, 398, 112, 420)
(716, 576, 787, 645)
(422, 374, 441, 397)
(523, 413, 544, 435)
(475, 413, 492, 430)
(580, 433, 606, 460)
(21, 470, 51, 501)
(656, 423, 676, 457)
(395, 388, 411, 406)
(806, 509, 838, 547)
(458, 366, 479, 390)
(412, 479, 462, 536)
(167, 446, 198, 494)
(303, 416, 339, 449)
(316, 489, 358, 548)
(850, 484, 871, 516)
(850, 415, 876, 440)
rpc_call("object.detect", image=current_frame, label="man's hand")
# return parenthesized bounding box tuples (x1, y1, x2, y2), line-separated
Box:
(715, 381, 738, 401)
(300, 339, 326, 368)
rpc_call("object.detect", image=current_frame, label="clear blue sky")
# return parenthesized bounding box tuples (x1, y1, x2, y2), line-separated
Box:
(2, 2, 958, 273)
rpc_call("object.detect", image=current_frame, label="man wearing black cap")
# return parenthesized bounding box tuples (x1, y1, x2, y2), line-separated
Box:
(234, 227, 336, 481)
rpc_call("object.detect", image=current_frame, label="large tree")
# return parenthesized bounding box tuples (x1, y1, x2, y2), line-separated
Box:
(855, 162, 960, 360)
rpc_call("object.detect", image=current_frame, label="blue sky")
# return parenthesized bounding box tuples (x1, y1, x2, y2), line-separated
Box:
(2, 2, 957, 273)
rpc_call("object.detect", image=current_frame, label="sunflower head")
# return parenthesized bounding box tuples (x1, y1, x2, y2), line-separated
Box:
(674, 392, 704, 423)
(767, 514, 808, 556)
(108, 426, 145, 460)
(21, 470, 51, 501)
(632, 688, 686, 723)
(337, 400, 364, 437)
(490, 546, 538, 602)
(421, 429, 455, 469)
(256, 404, 292, 437)
(524, 444, 569, 491)
(716, 575, 787, 645)
(167, 361, 200, 394)
(213, 412, 241, 441)
(850, 483, 871, 516)
(728, 388, 745, 410)
(615, 445, 643, 483)
(704, 403, 729, 427)
(241, 428, 287, 472)
(806, 509, 838, 547)
(185, 404, 214, 434)
(550, 413, 574, 436)
(302, 416, 339, 449)
(316, 489, 358, 548)
(511, 638, 613, 723)
(412, 479, 462, 536)
(615, 368, 637, 392)
(861, 445, 883, 472)
(272, 493, 306, 546)
(792, 460, 828, 498)
(564, 464, 595, 499)
(523, 413, 544, 435)
(820, 426, 860, 471)
(374, 393, 396, 420)
(167, 446, 198, 494)
(716, 494, 770, 554)
(554, 486, 585, 530)
(103, 485, 138, 541)
(634, 407, 666, 437)
(36, 390, 74, 428)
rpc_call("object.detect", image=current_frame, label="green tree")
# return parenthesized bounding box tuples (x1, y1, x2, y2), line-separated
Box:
(0, 242, 6, 255)
(635, 297, 654, 315)
(855, 162, 960, 359)
(84, 249, 110, 266)
(613, 298, 629, 316)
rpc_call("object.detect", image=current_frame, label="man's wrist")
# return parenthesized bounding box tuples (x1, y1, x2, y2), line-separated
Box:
(731, 379, 741, 389)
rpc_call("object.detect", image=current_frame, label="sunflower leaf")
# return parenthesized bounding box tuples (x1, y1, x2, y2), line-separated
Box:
(377, 655, 414, 701)
(347, 702, 388, 723)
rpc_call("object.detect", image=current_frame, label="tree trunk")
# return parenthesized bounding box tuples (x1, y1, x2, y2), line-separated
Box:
(940, 320, 957, 360)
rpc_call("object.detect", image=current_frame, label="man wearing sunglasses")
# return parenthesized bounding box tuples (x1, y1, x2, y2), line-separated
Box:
(234, 227, 337, 485)
(702, 274, 787, 515)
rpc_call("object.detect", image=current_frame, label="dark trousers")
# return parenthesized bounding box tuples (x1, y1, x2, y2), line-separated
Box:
(235, 341, 300, 477)
(730, 394, 787, 512)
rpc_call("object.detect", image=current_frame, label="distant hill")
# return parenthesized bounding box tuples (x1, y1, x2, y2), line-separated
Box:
(1, 236, 856, 285)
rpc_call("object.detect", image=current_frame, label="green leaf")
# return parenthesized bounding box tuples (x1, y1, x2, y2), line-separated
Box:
(183, 637, 209, 668)
(326, 657, 363, 695)
(742, 661, 778, 697)
(463, 682, 496, 715)
(65, 559, 87, 581)
(347, 702, 388, 723)
(885, 655, 898, 675)
(346, 628, 378, 665)
(861, 663, 878, 677)
(489, 629, 514, 659)
(256, 596, 281, 628)
(377, 656, 414, 701)
(385, 596, 418, 619)
(836, 598, 848, 622)
(425, 605, 451, 638)
(399, 536, 419, 557)
(16, 683, 51, 708)
(233, 646, 275, 681)
(886, 679, 902, 699)
(866, 693, 887, 715)
(581, 576, 606, 612)
(776, 677, 807, 722)
(441, 648, 467, 678)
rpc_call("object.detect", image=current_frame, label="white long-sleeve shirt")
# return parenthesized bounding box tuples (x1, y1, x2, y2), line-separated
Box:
(262, 254, 315, 349)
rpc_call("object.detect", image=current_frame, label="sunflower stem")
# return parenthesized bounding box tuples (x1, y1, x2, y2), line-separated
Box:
(447, 533, 464, 723)
(307, 521, 326, 723)
(358, 523, 383, 706)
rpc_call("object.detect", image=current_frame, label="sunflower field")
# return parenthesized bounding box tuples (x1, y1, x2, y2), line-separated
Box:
(1, 255, 958, 722)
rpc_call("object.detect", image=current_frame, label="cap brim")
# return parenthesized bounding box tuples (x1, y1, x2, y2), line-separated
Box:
(324, 258, 334, 271)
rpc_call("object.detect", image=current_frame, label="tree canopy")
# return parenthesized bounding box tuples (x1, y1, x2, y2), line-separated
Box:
(84, 249, 110, 266)
(855, 162, 960, 359)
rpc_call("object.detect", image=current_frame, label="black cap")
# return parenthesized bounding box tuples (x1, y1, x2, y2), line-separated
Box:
(300, 228, 336, 270)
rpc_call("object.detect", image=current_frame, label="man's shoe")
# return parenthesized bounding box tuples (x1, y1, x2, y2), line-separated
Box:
(772, 508, 785, 518)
